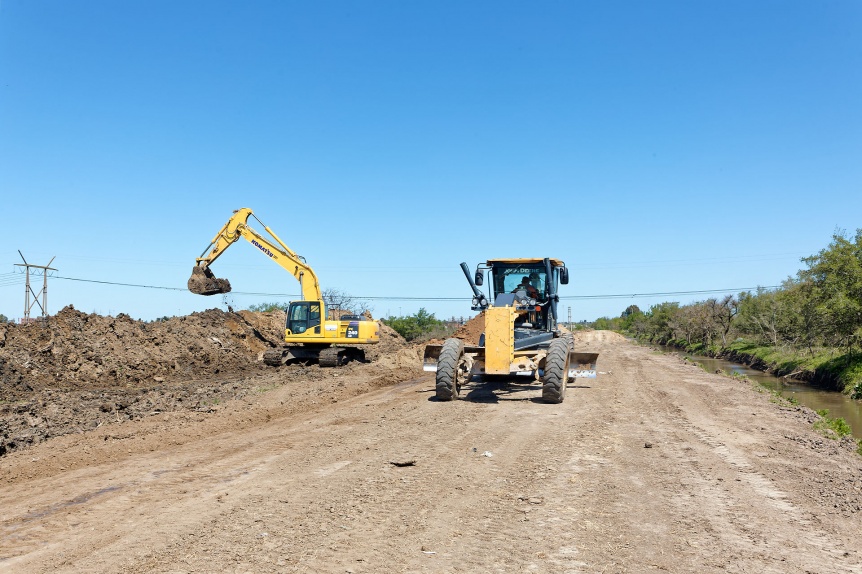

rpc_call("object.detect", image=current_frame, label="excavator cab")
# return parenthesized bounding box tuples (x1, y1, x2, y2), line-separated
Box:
(286, 301, 321, 335)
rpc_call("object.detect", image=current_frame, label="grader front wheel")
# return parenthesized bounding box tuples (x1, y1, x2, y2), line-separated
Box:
(436, 338, 466, 401)
(542, 338, 571, 403)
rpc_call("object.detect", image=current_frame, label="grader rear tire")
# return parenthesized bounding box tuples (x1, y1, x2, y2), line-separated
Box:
(436, 338, 465, 401)
(542, 338, 571, 404)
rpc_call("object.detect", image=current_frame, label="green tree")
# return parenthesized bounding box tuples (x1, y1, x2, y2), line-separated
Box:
(383, 308, 445, 341)
(619, 305, 644, 332)
(707, 295, 739, 346)
(248, 302, 288, 313)
(799, 229, 862, 359)
(643, 302, 680, 343)
(593, 316, 622, 330)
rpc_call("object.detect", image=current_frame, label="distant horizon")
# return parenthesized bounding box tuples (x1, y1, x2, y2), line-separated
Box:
(2, 1, 859, 323)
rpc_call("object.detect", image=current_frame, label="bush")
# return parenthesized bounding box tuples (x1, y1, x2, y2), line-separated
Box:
(382, 308, 446, 341)
(248, 302, 288, 313)
(814, 409, 853, 439)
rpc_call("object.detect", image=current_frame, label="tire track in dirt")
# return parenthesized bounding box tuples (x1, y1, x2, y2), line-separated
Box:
(617, 344, 861, 573)
(2, 333, 861, 573)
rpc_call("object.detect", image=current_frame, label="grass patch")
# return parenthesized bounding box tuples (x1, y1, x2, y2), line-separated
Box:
(813, 409, 853, 439)
(727, 340, 862, 395)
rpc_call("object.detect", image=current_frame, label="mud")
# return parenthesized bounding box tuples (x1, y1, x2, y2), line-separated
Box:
(187, 266, 232, 296)
(0, 306, 406, 456)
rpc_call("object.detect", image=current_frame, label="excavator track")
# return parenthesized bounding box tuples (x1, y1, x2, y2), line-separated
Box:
(318, 347, 366, 368)
(263, 349, 287, 367)
(319, 347, 344, 368)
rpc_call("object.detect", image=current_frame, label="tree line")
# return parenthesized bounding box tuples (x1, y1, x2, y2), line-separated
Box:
(594, 229, 862, 397)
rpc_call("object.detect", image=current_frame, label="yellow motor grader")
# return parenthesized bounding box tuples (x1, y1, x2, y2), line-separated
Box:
(188, 208, 379, 367)
(423, 258, 598, 403)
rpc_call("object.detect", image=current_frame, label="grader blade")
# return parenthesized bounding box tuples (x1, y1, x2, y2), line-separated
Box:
(423, 344, 443, 372)
(188, 266, 232, 296)
(567, 351, 599, 379)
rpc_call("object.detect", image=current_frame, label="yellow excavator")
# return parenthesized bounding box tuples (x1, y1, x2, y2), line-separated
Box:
(188, 208, 379, 367)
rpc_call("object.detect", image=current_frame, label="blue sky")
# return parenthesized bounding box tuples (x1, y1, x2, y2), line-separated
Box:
(1, 1, 860, 322)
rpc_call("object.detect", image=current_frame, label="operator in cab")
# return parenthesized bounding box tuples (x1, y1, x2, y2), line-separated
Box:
(514, 276, 539, 299)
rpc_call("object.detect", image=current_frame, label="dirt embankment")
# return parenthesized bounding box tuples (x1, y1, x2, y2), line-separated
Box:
(0, 306, 408, 456)
(1, 331, 860, 574)
(451, 312, 484, 345)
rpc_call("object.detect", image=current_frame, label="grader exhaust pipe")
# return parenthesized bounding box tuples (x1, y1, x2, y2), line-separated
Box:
(187, 266, 232, 296)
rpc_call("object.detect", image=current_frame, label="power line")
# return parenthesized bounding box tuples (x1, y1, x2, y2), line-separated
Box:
(52, 274, 780, 302)
(562, 287, 781, 300)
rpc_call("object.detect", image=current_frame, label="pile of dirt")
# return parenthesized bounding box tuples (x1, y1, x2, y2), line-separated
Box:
(452, 312, 484, 345)
(367, 320, 408, 359)
(0, 306, 412, 456)
(575, 329, 626, 343)
(0, 306, 285, 397)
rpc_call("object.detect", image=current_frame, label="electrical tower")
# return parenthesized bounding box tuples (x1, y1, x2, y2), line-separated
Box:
(14, 251, 57, 323)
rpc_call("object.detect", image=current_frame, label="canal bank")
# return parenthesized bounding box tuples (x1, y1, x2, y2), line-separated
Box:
(660, 345, 862, 441)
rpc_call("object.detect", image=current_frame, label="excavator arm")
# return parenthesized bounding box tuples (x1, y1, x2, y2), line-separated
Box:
(188, 207, 322, 302)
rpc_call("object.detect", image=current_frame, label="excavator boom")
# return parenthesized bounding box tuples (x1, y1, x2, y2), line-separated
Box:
(188, 208, 321, 302)
(187, 207, 379, 367)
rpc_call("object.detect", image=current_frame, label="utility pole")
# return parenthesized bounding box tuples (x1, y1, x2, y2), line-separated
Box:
(14, 251, 57, 323)
(567, 306, 572, 330)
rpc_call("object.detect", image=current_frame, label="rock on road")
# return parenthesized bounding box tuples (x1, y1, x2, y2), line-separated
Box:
(1, 332, 861, 573)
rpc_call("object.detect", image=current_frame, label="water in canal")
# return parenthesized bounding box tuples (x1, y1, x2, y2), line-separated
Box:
(662, 347, 862, 440)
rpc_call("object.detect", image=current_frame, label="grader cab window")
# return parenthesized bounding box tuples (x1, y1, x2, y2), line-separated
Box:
(492, 266, 548, 301)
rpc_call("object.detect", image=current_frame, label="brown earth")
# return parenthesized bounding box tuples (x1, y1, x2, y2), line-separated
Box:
(0, 307, 405, 455)
(451, 312, 484, 345)
(2, 327, 862, 573)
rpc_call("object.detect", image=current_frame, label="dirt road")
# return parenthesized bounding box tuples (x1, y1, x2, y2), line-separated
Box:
(2, 331, 861, 573)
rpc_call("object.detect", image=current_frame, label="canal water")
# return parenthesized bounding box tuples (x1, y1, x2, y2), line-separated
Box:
(662, 347, 862, 440)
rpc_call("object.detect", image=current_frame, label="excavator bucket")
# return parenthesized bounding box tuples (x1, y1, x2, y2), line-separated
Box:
(188, 266, 232, 296)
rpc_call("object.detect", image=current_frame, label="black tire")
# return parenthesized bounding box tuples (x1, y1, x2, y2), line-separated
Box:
(436, 338, 465, 401)
(542, 338, 571, 403)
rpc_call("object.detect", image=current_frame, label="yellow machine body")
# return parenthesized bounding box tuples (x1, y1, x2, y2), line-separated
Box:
(483, 306, 517, 374)
(189, 208, 379, 349)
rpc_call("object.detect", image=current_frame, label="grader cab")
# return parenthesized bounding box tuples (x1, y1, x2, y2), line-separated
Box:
(423, 258, 598, 403)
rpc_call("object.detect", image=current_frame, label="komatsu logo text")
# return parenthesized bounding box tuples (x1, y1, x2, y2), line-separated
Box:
(251, 240, 274, 258)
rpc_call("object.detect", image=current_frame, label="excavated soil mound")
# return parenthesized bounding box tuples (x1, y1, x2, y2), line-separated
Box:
(367, 321, 408, 359)
(0, 305, 283, 397)
(0, 306, 410, 456)
(576, 329, 627, 343)
(452, 312, 484, 345)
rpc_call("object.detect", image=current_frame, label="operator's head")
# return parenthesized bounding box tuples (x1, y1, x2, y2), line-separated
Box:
(521, 276, 530, 284)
